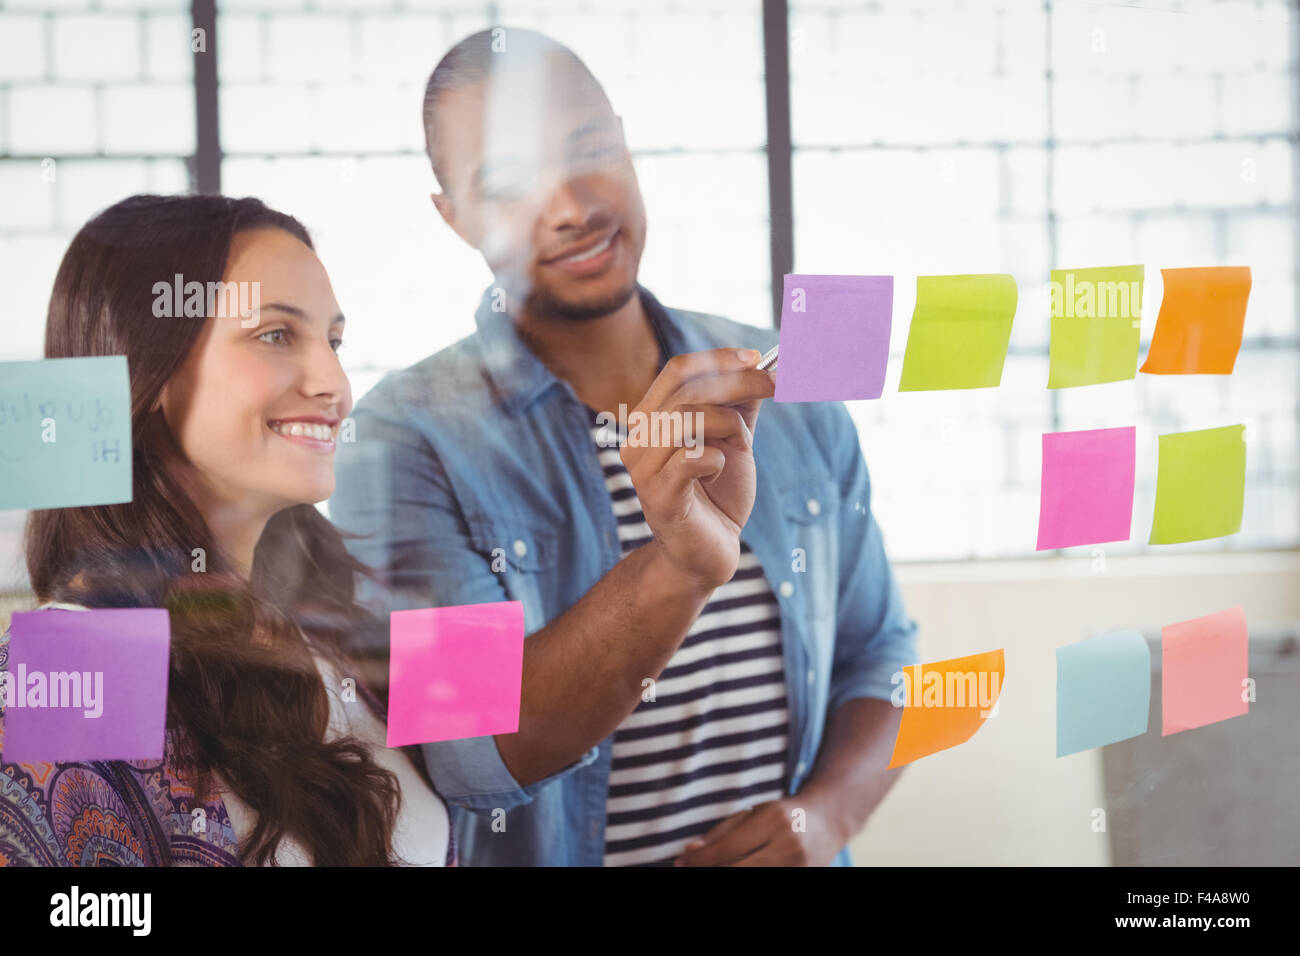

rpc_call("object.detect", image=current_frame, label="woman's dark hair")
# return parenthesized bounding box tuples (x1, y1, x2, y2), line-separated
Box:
(25, 193, 401, 866)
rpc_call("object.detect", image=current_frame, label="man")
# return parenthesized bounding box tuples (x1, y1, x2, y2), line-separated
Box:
(331, 27, 918, 866)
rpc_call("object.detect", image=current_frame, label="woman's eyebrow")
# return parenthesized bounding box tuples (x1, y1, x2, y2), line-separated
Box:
(258, 303, 346, 325)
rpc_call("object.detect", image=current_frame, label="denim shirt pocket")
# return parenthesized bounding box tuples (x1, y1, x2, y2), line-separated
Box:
(780, 474, 840, 632)
(463, 515, 559, 632)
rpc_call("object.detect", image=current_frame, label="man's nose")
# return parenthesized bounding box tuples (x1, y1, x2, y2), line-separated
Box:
(543, 174, 605, 230)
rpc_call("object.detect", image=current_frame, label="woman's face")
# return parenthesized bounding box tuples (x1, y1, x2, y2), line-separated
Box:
(160, 227, 351, 518)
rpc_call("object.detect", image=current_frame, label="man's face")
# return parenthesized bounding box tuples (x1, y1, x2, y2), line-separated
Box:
(432, 53, 647, 320)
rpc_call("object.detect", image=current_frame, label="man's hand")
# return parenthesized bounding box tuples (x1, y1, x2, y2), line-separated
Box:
(621, 348, 775, 590)
(673, 796, 848, 867)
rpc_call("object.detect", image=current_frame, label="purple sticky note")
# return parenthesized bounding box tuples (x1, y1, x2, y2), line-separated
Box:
(1036, 426, 1136, 550)
(386, 601, 524, 747)
(774, 274, 893, 402)
(2, 608, 171, 763)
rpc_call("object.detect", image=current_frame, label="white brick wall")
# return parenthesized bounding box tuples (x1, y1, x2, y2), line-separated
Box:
(791, 0, 1299, 559)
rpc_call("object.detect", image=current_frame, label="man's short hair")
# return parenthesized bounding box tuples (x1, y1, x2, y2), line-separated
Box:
(421, 26, 607, 193)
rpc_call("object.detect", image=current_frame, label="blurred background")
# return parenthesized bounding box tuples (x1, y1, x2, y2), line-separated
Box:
(0, 0, 1296, 864)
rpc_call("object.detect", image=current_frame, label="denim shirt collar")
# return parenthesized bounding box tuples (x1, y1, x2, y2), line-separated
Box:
(472, 284, 708, 416)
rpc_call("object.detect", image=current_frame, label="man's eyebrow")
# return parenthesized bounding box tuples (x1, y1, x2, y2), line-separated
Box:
(471, 118, 622, 187)
(567, 117, 621, 141)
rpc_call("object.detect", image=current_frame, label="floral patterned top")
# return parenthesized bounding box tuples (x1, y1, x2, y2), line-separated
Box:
(0, 630, 456, 867)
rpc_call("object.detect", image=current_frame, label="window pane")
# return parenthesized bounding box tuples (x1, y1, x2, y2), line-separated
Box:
(792, 0, 1298, 560)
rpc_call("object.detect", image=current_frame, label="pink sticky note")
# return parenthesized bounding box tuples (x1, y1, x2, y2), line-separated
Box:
(1036, 426, 1136, 550)
(773, 274, 893, 402)
(1161, 606, 1249, 736)
(2, 608, 171, 763)
(386, 601, 524, 747)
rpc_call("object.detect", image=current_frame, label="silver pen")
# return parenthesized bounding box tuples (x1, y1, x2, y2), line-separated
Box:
(756, 345, 779, 371)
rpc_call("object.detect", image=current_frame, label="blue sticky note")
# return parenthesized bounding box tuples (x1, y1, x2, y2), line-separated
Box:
(0, 356, 132, 510)
(1055, 629, 1151, 757)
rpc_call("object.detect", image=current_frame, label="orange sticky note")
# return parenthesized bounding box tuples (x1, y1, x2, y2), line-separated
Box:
(1140, 266, 1251, 374)
(888, 648, 1004, 768)
(1161, 606, 1249, 736)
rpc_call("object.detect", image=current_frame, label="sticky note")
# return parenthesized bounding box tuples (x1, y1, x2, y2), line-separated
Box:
(1149, 425, 1245, 544)
(1, 608, 171, 763)
(1161, 606, 1249, 736)
(888, 648, 1004, 768)
(898, 274, 1018, 391)
(0, 356, 132, 511)
(1036, 426, 1136, 550)
(1140, 266, 1251, 375)
(387, 601, 524, 747)
(1055, 630, 1151, 757)
(1048, 264, 1144, 388)
(773, 274, 893, 402)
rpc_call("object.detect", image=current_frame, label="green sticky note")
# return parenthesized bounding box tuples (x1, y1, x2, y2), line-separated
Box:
(0, 356, 133, 511)
(1149, 425, 1245, 544)
(898, 274, 1018, 391)
(1048, 264, 1144, 388)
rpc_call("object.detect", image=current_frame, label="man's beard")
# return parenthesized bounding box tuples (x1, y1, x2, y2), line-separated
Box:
(522, 277, 639, 322)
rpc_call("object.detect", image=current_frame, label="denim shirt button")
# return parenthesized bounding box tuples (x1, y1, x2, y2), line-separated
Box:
(806, 498, 821, 516)
(806, 668, 815, 686)
(779, 580, 794, 599)
(512, 538, 528, 558)
(796, 761, 807, 776)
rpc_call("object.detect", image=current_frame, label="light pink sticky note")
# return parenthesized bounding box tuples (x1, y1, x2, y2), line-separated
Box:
(386, 601, 524, 747)
(1161, 606, 1249, 736)
(1036, 426, 1136, 550)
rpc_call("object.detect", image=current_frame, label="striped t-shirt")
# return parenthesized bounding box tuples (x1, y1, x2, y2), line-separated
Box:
(591, 413, 791, 867)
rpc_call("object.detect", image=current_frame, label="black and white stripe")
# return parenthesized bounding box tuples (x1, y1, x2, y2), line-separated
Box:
(592, 419, 790, 867)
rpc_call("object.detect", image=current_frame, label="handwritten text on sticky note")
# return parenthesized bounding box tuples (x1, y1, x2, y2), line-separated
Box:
(0, 356, 132, 511)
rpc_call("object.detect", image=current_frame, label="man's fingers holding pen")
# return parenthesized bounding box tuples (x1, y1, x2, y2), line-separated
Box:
(664, 367, 775, 414)
(638, 348, 769, 411)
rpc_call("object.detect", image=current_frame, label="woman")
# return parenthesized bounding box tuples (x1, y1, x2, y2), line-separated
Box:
(0, 194, 452, 866)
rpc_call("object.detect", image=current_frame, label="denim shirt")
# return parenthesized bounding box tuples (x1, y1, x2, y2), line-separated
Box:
(330, 286, 919, 867)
